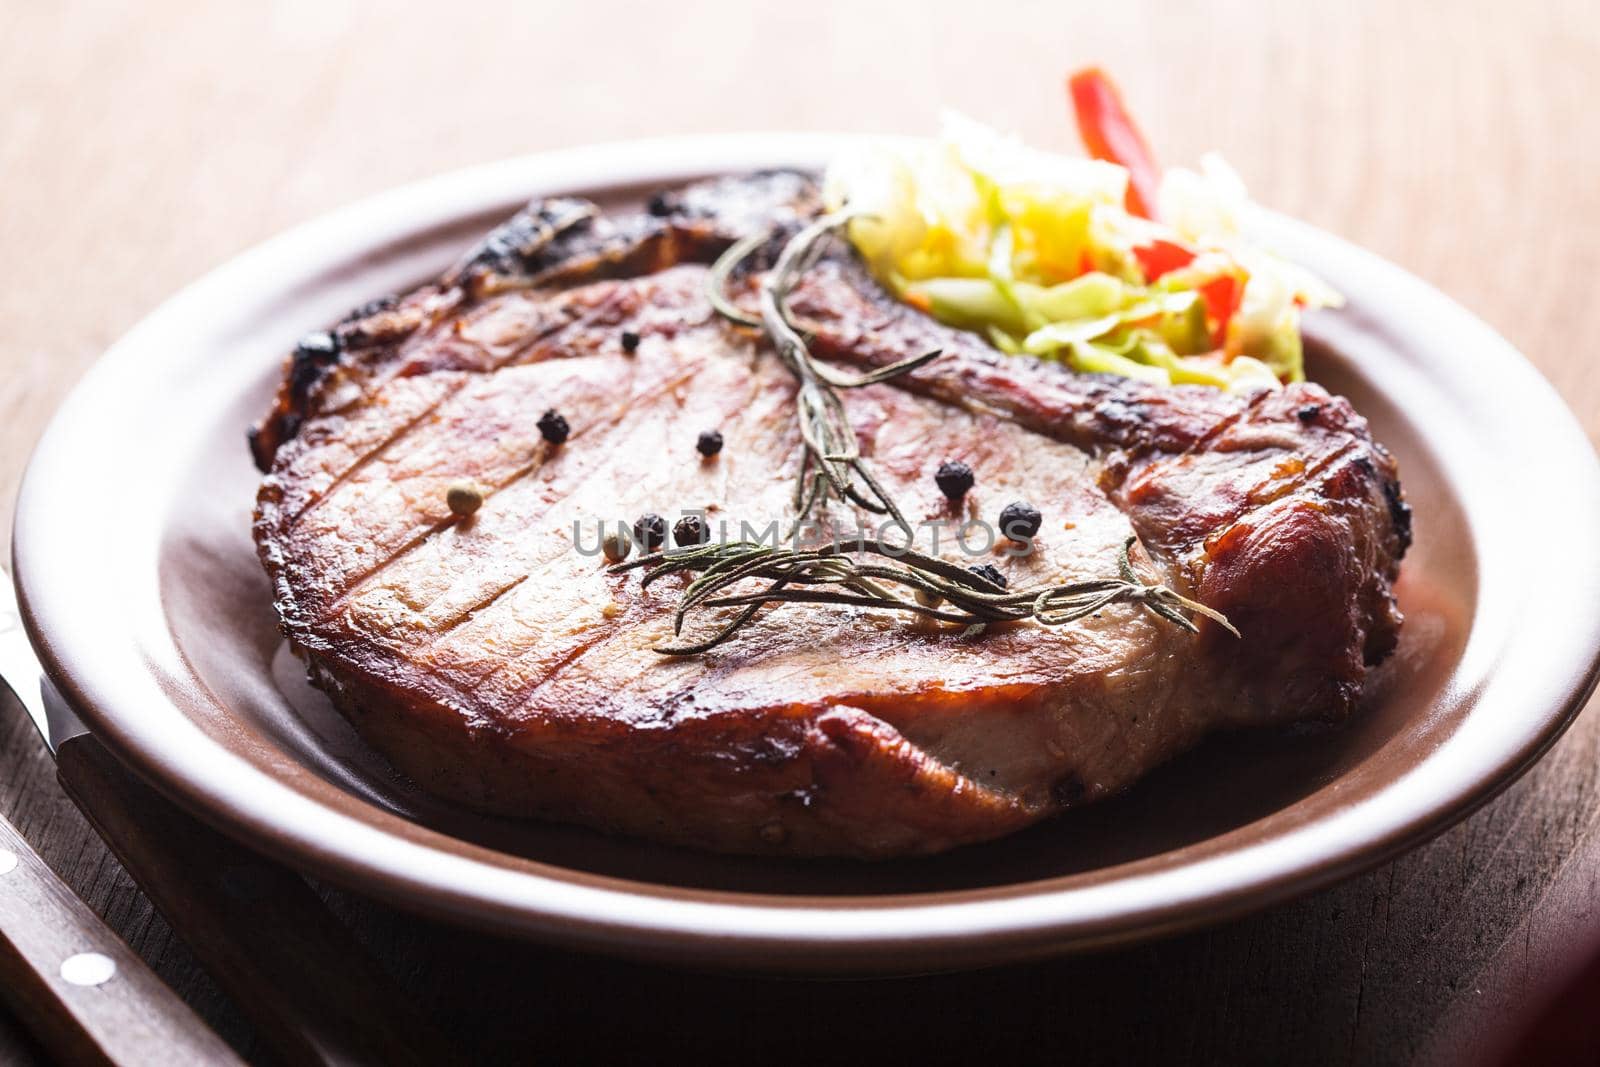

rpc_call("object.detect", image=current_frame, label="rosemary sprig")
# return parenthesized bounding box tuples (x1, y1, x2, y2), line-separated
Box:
(675, 219, 1237, 658)
(706, 215, 941, 539)
(611, 536, 1240, 656)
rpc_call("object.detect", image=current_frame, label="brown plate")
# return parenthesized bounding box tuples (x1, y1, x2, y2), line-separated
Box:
(13, 135, 1600, 974)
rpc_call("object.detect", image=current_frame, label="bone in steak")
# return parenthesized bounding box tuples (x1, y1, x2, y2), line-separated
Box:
(250, 173, 1409, 857)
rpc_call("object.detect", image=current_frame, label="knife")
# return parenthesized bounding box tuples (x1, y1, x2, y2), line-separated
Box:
(0, 570, 461, 1066)
(0, 808, 246, 1066)
(0, 590, 244, 1064)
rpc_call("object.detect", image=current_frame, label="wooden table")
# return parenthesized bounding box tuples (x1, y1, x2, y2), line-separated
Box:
(2, 2, 1597, 1062)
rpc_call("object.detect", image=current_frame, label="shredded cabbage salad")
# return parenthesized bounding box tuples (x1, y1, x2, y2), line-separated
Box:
(821, 71, 1341, 392)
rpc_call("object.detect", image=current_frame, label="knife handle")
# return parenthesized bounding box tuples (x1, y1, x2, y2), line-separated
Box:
(0, 805, 244, 1066)
(53, 733, 463, 1067)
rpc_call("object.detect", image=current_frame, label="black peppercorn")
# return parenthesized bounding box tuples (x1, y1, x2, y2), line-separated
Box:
(999, 500, 1043, 542)
(621, 330, 641, 354)
(968, 563, 1007, 589)
(673, 514, 709, 547)
(633, 513, 667, 553)
(696, 429, 724, 457)
(935, 460, 975, 500)
(537, 409, 570, 445)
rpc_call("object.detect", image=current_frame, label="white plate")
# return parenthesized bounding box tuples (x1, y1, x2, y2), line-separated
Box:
(14, 135, 1600, 972)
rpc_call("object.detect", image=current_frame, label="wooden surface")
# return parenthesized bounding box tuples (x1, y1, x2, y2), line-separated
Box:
(2, 1, 1598, 1063)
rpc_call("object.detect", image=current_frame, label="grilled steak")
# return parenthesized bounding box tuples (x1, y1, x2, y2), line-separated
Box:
(251, 173, 1409, 857)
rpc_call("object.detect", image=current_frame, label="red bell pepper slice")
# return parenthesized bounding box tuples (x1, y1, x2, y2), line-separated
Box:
(1131, 239, 1195, 282)
(1068, 67, 1163, 221)
(1198, 273, 1243, 348)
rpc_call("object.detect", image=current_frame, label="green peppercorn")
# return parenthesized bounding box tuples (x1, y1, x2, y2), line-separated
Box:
(602, 530, 630, 563)
(446, 480, 483, 518)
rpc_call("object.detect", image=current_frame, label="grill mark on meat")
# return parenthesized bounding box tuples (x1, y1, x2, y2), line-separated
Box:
(336, 444, 566, 610)
(345, 297, 574, 407)
(1174, 406, 1248, 455)
(494, 372, 816, 708)
(322, 515, 464, 619)
(419, 400, 725, 660)
(422, 343, 780, 702)
(471, 626, 607, 713)
(284, 379, 471, 528)
(425, 574, 531, 638)
(310, 327, 713, 617)
(331, 355, 709, 619)
(1191, 385, 1294, 451)
(294, 294, 633, 528)
(483, 284, 638, 372)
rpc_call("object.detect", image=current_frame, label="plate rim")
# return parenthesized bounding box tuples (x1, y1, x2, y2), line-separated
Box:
(14, 132, 1600, 972)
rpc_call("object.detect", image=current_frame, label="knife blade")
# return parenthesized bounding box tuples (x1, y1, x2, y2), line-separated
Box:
(0, 584, 82, 753)
(0, 569, 462, 1066)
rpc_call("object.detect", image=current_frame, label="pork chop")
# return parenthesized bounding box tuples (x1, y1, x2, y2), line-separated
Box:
(251, 173, 1409, 857)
